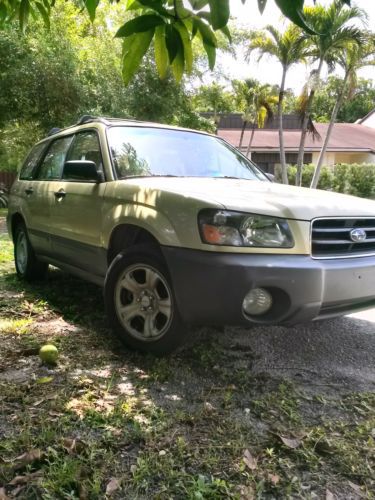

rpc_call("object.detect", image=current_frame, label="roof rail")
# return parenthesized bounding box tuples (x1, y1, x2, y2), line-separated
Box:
(77, 115, 109, 126)
(77, 115, 97, 125)
(47, 127, 61, 136)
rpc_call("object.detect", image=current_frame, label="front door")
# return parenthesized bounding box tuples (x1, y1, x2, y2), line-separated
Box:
(49, 130, 107, 277)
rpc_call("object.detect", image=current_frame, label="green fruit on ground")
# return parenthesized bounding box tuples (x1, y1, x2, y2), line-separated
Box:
(39, 344, 58, 365)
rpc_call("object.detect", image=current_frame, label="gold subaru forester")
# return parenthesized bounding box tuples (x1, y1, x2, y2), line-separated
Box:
(7, 116, 375, 354)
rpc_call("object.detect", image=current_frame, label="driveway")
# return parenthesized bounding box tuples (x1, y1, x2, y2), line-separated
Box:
(204, 308, 375, 394)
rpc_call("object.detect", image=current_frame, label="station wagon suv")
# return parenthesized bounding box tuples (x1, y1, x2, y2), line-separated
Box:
(7, 116, 375, 354)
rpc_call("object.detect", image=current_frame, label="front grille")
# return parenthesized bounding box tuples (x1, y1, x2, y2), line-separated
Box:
(312, 218, 375, 258)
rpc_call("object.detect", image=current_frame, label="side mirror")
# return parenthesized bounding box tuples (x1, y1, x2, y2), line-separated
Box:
(266, 173, 275, 182)
(63, 160, 103, 183)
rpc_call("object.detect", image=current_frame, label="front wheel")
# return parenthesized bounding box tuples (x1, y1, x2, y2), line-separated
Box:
(104, 245, 187, 355)
(14, 222, 49, 281)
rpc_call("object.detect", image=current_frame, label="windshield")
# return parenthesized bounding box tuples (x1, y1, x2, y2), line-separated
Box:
(107, 126, 268, 181)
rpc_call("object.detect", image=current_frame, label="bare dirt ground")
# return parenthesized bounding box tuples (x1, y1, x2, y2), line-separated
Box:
(0, 223, 374, 499)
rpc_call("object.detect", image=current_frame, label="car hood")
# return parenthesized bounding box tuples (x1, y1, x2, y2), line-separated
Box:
(126, 177, 375, 221)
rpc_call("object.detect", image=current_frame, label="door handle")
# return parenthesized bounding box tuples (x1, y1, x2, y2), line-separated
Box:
(54, 190, 66, 200)
(25, 187, 33, 195)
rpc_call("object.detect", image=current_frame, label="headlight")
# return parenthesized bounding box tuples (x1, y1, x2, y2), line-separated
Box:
(199, 209, 294, 248)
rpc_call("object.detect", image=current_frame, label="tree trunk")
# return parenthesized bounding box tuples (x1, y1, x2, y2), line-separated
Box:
(238, 120, 247, 150)
(296, 58, 324, 186)
(278, 66, 288, 184)
(310, 71, 349, 189)
(245, 124, 256, 158)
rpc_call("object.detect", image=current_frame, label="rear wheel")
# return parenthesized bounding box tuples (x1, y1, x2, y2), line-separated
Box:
(104, 245, 187, 354)
(14, 222, 48, 281)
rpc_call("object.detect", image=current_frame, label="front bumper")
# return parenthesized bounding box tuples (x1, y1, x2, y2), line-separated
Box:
(162, 247, 375, 326)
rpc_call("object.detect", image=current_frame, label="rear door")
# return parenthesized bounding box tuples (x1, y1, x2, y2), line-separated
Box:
(17, 137, 73, 256)
(49, 130, 107, 276)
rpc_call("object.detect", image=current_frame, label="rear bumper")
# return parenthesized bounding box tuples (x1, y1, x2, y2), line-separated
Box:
(161, 247, 375, 326)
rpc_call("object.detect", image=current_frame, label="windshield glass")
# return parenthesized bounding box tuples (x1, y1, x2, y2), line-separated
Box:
(107, 126, 268, 181)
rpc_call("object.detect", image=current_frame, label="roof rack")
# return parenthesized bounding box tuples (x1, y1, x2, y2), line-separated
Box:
(47, 127, 61, 136)
(76, 115, 109, 126)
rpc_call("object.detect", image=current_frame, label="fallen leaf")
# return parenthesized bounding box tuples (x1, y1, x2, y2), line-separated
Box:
(204, 401, 216, 412)
(268, 473, 280, 485)
(238, 484, 254, 499)
(0, 487, 10, 500)
(279, 436, 302, 449)
(9, 486, 24, 497)
(9, 471, 43, 485)
(13, 449, 43, 469)
(105, 478, 121, 496)
(243, 449, 257, 471)
(62, 438, 85, 455)
(348, 481, 364, 497)
(62, 438, 76, 454)
(130, 464, 137, 475)
(32, 399, 46, 407)
(326, 489, 335, 500)
(49, 411, 64, 417)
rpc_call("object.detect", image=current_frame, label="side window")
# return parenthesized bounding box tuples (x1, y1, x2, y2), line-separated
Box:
(37, 136, 73, 180)
(65, 131, 103, 180)
(19, 142, 47, 180)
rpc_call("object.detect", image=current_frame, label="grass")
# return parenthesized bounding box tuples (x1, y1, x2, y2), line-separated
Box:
(0, 233, 374, 499)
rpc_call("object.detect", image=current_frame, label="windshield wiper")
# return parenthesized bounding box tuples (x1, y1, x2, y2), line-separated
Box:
(123, 174, 179, 179)
(213, 176, 246, 180)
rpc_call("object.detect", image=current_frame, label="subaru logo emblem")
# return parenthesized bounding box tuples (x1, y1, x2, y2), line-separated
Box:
(350, 228, 367, 242)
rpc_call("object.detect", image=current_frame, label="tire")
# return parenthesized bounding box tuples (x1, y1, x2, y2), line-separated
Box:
(0, 194, 8, 208)
(104, 244, 187, 355)
(14, 222, 49, 281)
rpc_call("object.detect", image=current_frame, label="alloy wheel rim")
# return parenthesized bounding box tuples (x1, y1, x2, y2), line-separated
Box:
(16, 231, 28, 274)
(114, 264, 173, 342)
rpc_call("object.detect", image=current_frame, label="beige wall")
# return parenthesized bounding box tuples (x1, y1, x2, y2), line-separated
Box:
(361, 114, 375, 128)
(311, 151, 375, 166)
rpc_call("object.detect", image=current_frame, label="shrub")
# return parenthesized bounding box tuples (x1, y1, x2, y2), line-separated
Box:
(284, 163, 375, 199)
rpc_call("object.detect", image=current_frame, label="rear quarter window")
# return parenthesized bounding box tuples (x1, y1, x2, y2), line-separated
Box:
(19, 142, 48, 180)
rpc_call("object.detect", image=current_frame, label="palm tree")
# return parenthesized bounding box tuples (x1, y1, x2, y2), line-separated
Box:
(247, 24, 307, 184)
(310, 35, 375, 188)
(232, 79, 277, 157)
(295, 0, 366, 186)
(232, 79, 258, 150)
(244, 84, 278, 158)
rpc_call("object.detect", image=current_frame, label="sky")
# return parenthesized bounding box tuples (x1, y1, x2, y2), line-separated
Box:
(214, 0, 375, 93)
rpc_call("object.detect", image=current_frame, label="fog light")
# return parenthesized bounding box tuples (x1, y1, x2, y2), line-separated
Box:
(243, 288, 273, 316)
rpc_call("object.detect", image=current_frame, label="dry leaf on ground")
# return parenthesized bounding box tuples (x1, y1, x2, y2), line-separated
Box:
(105, 477, 121, 496)
(243, 449, 257, 470)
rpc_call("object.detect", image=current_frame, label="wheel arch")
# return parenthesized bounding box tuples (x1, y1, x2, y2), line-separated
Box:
(10, 212, 25, 242)
(107, 224, 161, 265)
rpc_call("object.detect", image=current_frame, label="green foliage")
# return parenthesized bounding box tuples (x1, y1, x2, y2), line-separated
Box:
(313, 77, 375, 123)
(192, 83, 235, 122)
(0, 0, 354, 85)
(0, 2, 213, 172)
(285, 163, 375, 198)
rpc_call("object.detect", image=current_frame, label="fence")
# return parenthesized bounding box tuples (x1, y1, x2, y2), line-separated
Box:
(0, 172, 17, 189)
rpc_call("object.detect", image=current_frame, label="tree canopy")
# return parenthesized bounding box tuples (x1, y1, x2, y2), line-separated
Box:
(0, 0, 352, 84)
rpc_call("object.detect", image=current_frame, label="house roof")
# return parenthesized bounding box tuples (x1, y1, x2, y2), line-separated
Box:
(218, 123, 375, 154)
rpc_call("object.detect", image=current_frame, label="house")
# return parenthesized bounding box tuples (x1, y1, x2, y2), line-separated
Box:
(212, 113, 375, 174)
(358, 108, 375, 128)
